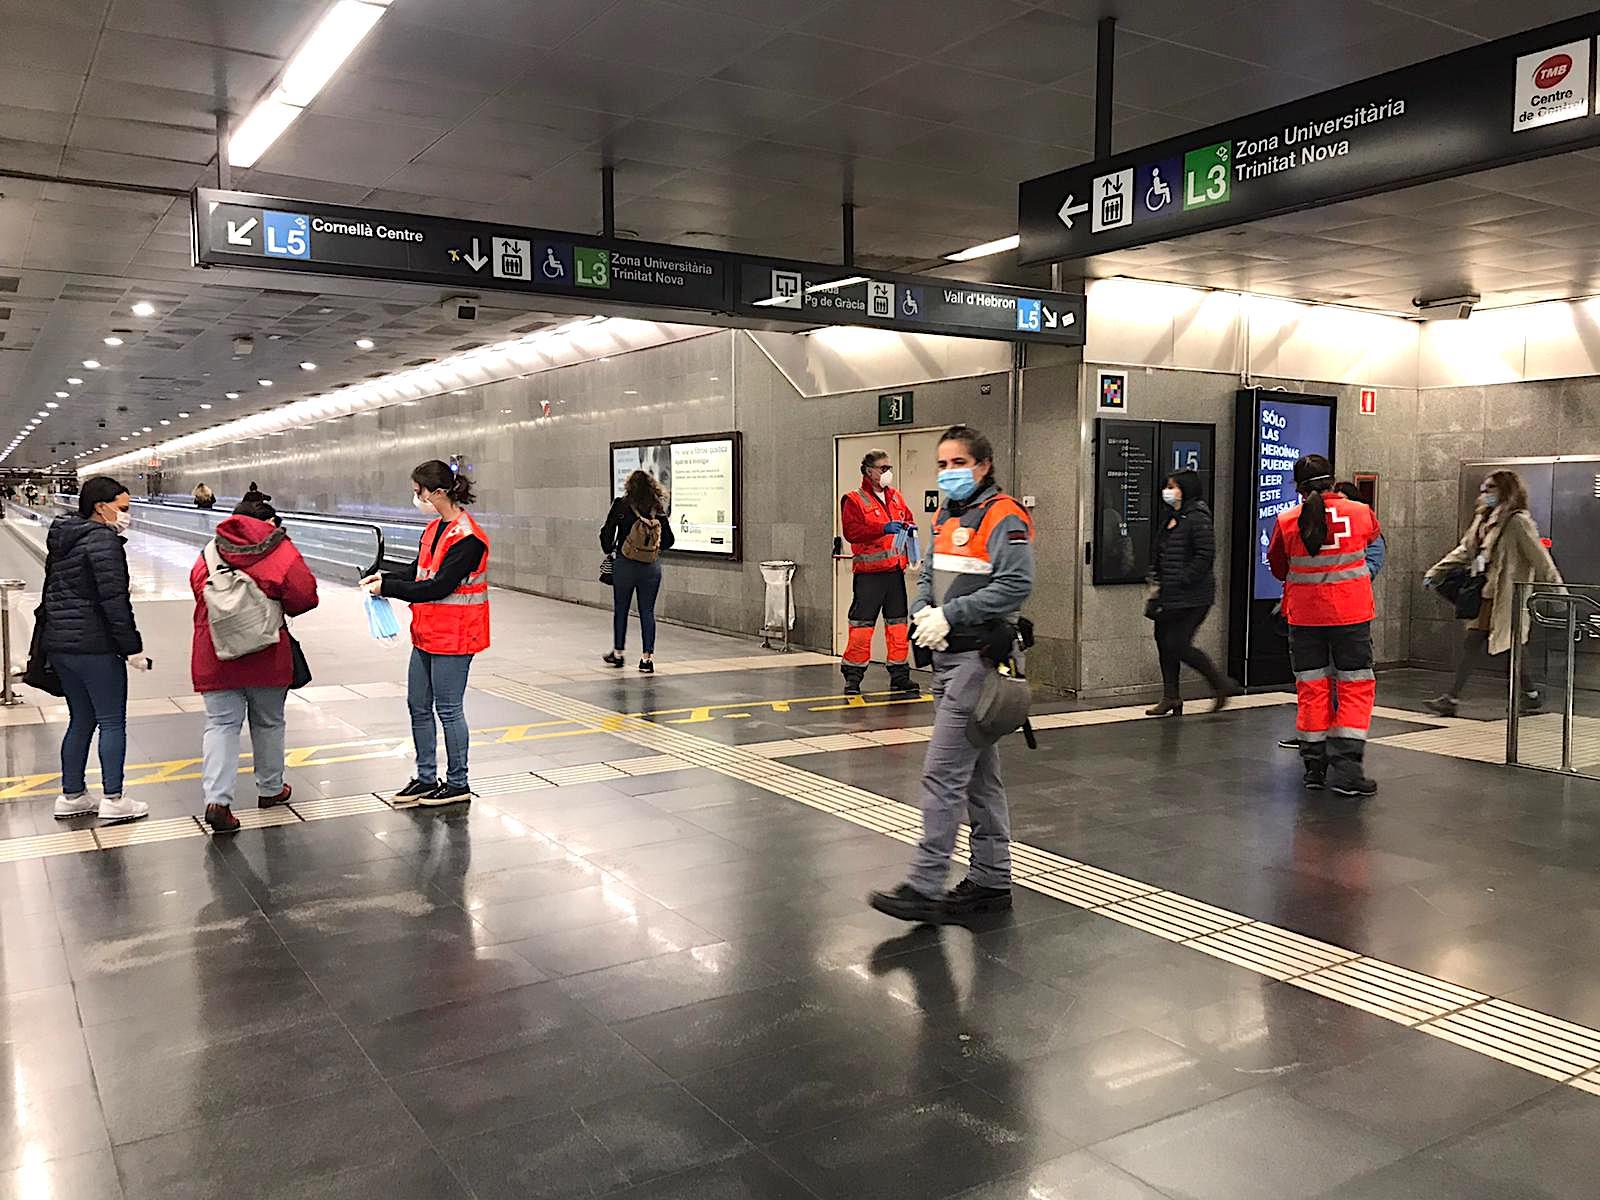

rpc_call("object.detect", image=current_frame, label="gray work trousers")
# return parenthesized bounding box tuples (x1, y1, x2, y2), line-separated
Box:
(905, 650, 1012, 897)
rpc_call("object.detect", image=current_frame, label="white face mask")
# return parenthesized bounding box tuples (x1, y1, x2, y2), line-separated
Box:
(877, 469, 893, 489)
(113, 508, 133, 534)
(1162, 488, 1180, 508)
(412, 492, 433, 512)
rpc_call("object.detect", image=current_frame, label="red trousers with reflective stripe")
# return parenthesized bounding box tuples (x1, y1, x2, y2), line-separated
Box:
(1290, 622, 1375, 780)
(844, 569, 909, 667)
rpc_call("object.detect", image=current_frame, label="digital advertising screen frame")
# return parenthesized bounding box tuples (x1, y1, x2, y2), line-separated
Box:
(608, 432, 743, 562)
(1228, 389, 1338, 688)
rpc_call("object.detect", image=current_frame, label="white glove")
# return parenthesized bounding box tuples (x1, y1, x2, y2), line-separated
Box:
(911, 606, 950, 650)
(126, 654, 151, 671)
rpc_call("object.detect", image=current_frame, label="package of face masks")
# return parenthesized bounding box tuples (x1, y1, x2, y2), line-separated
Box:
(365, 593, 401, 641)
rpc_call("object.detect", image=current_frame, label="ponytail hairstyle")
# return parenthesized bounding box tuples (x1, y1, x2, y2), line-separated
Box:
(939, 424, 999, 490)
(1293, 454, 1336, 555)
(411, 459, 476, 507)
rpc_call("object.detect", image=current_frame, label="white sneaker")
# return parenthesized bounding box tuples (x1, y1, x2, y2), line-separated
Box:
(53, 792, 95, 819)
(97, 795, 149, 825)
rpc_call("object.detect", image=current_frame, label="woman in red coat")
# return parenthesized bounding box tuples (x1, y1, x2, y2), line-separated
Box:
(189, 498, 319, 832)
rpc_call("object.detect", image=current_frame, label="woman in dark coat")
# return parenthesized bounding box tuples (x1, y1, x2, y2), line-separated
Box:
(1147, 469, 1237, 716)
(42, 476, 147, 823)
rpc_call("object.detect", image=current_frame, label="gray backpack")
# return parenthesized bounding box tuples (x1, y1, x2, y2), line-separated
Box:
(202, 540, 283, 661)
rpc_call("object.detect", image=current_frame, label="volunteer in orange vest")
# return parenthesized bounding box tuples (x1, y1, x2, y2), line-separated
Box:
(840, 448, 920, 696)
(361, 459, 489, 806)
(870, 425, 1034, 925)
(1267, 454, 1382, 798)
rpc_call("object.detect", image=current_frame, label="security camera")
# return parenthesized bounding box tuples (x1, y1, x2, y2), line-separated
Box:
(1412, 293, 1480, 320)
(97, 420, 106, 429)
(232, 335, 254, 356)
(443, 296, 479, 322)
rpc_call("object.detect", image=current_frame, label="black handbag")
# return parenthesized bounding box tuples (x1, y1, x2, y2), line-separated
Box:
(287, 632, 312, 689)
(599, 553, 615, 585)
(22, 602, 63, 696)
(1432, 568, 1486, 620)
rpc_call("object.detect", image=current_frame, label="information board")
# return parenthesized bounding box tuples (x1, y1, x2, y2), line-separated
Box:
(1249, 398, 1335, 601)
(609, 433, 741, 560)
(1019, 13, 1600, 264)
(1093, 419, 1159, 585)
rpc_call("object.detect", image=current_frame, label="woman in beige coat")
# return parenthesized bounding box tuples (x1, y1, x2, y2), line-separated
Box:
(1424, 469, 1562, 716)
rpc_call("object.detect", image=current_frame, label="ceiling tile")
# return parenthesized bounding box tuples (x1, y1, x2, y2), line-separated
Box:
(564, 0, 774, 76)
(714, 32, 913, 100)
(259, 112, 442, 189)
(954, 88, 1095, 152)
(669, 0, 833, 26)
(57, 147, 208, 191)
(937, 8, 1100, 85)
(105, 0, 323, 56)
(0, 16, 99, 77)
(386, 0, 606, 49)
(311, 71, 488, 132)
(798, 0, 1023, 56)
(344, 19, 533, 92)
(67, 115, 218, 165)
(0, 68, 87, 115)
(600, 121, 751, 170)
(495, 50, 694, 117)
(851, 61, 1027, 125)
(888, 128, 1065, 181)
(91, 30, 282, 105)
(642, 79, 821, 138)
(765, 104, 946, 158)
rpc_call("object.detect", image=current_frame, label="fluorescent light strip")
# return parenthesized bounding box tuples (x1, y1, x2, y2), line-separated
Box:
(81, 316, 608, 473)
(229, 0, 391, 168)
(945, 234, 1019, 262)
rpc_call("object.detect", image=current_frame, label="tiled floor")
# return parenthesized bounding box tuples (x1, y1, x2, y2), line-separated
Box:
(1, 526, 1599, 1198)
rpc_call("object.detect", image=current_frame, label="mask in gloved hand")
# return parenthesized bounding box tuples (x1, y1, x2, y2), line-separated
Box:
(412, 492, 433, 512)
(114, 509, 133, 534)
(937, 468, 978, 502)
(877, 469, 893, 489)
(1161, 488, 1180, 508)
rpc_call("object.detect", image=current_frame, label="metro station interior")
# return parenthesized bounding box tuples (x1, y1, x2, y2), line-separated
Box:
(2, 2, 1600, 1197)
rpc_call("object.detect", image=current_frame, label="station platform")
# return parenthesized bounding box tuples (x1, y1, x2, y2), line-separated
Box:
(1, 521, 1597, 1200)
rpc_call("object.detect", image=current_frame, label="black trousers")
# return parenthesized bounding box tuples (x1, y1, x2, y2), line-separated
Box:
(1153, 606, 1224, 699)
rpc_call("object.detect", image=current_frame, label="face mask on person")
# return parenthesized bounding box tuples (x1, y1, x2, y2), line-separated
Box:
(1162, 488, 1181, 508)
(877, 469, 893, 489)
(1481, 490, 1498, 508)
(412, 491, 433, 512)
(113, 508, 133, 534)
(938, 467, 979, 501)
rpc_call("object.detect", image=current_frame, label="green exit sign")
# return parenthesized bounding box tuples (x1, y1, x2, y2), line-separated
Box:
(878, 390, 913, 426)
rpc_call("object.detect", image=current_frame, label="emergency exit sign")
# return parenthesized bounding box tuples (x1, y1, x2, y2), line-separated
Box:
(878, 391, 914, 426)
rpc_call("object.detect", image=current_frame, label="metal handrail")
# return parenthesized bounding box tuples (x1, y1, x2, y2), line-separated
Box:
(1511, 587, 1597, 774)
(129, 500, 397, 577)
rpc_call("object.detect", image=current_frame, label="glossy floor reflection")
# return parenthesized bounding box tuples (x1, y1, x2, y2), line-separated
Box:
(1, 527, 1598, 1197)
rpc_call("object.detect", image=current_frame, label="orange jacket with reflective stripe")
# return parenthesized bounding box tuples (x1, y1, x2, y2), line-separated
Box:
(841, 482, 916, 574)
(1269, 495, 1380, 627)
(410, 512, 491, 655)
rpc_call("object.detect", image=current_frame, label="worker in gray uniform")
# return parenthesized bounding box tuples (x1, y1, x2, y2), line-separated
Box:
(869, 424, 1035, 924)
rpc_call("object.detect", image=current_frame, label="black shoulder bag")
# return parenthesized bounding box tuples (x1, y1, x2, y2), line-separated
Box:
(22, 548, 64, 696)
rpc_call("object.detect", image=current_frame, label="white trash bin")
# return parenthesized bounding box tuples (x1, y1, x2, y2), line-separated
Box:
(759, 560, 796, 651)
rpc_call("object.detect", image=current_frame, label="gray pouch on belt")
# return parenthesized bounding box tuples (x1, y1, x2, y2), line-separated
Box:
(967, 667, 1032, 748)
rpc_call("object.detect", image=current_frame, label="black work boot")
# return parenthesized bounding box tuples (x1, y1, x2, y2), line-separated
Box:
(944, 878, 1012, 918)
(841, 663, 866, 696)
(868, 883, 947, 924)
(888, 666, 919, 697)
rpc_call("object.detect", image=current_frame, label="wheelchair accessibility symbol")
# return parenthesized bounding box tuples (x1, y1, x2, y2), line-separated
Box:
(1136, 158, 1182, 221)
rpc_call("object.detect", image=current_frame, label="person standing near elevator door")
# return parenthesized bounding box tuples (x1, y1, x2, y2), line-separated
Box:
(840, 448, 920, 697)
(1267, 455, 1383, 797)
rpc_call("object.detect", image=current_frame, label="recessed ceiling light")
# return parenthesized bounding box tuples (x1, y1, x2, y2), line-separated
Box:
(355, 338, 374, 350)
(83, 360, 101, 370)
(45, 402, 58, 409)
(131, 301, 156, 317)
(258, 379, 273, 387)
(103, 336, 123, 347)
(177, 411, 190, 418)
(623, 390, 639, 395)
(200, 403, 212, 410)
(35, 411, 47, 417)
(944, 233, 1020, 262)
(67, 377, 82, 385)
(54, 391, 69, 399)
(225, 392, 240, 399)
(142, 426, 152, 432)
(299, 361, 316, 371)
(120, 436, 129, 441)
(159, 419, 170, 426)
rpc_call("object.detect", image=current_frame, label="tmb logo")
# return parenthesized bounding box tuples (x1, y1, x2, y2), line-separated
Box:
(1534, 52, 1573, 89)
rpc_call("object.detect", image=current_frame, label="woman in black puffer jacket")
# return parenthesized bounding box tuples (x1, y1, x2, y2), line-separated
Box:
(1146, 469, 1238, 716)
(41, 476, 147, 825)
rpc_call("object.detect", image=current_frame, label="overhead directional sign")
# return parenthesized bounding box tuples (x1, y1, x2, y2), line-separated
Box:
(733, 258, 1085, 345)
(194, 189, 1085, 345)
(194, 188, 729, 312)
(1019, 12, 1600, 265)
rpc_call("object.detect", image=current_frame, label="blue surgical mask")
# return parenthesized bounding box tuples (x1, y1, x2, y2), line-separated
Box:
(938, 467, 978, 501)
(1481, 491, 1498, 508)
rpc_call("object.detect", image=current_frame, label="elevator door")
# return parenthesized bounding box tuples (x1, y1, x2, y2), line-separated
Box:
(832, 430, 942, 659)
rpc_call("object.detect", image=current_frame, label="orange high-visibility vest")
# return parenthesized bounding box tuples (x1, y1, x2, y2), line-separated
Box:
(843, 485, 916, 574)
(410, 512, 491, 655)
(931, 492, 1033, 586)
(1276, 495, 1379, 627)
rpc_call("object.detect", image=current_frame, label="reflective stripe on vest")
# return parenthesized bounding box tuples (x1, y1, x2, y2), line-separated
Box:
(932, 552, 992, 575)
(1276, 496, 1378, 628)
(931, 493, 1033, 601)
(411, 512, 491, 654)
(845, 484, 912, 573)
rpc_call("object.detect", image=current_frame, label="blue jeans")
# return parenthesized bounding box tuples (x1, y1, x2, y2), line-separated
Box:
(202, 687, 288, 807)
(612, 556, 662, 654)
(54, 653, 128, 796)
(408, 648, 473, 787)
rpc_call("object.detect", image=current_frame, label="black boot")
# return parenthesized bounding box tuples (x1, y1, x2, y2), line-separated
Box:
(868, 883, 947, 924)
(1146, 697, 1183, 717)
(888, 665, 919, 697)
(842, 663, 866, 696)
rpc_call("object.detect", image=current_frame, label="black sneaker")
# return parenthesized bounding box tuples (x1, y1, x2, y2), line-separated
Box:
(1303, 767, 1326, 791)
(638, 659, 655, 674)
(204, 803, 240, 834)
(1425, 695, 1459, 717)
(1518, 691, 1543, 716)
(393, 777, 439, 799)
(1277, 736, 1302, 750)
(602, 652, 625, 668)
(868, 883, 947, 924)
(1330, 776, 1379, 798)
(419, 782, 473, 807)
(944, 878, 1012, 917)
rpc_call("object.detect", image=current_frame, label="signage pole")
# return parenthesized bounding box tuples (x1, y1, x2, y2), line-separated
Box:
(842, 202, 855, 268)
(1095, 17, 1116, 161)
(601, 165, 615, 239)
(214, 112, 229, 190)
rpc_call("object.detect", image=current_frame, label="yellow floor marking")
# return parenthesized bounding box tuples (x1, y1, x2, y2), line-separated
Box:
(655, 690, 931, 724)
